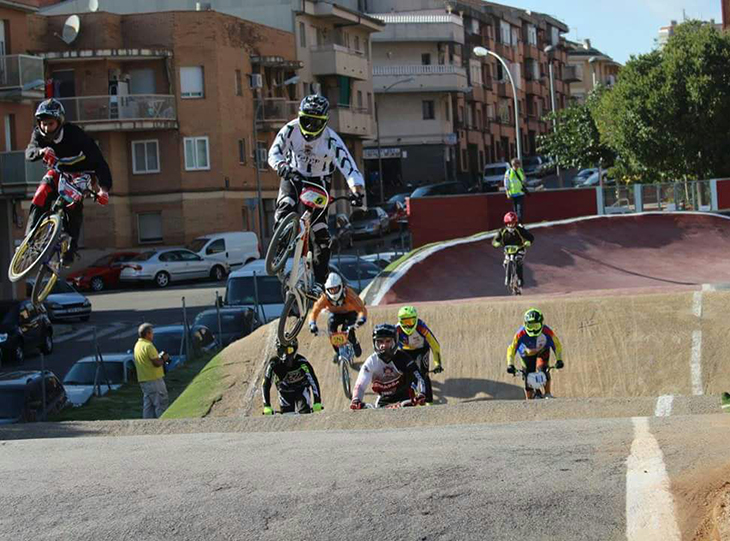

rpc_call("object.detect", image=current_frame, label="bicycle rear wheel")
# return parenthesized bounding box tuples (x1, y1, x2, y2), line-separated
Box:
(277, 292, 311, 344)
(31, 263, 58, 305)
(340, 357, 352, 399)
(505, 261, 515, 295)
(8, 215, 62, 283)
(265, 212, 299, 276)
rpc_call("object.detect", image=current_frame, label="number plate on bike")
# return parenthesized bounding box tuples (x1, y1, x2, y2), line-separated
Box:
(300, 187, 329, 209)
(58, 174, 92, 204)
(504, 245, 521, 255)
(526, 371, 548, 390)
(330, 332, 348, 347)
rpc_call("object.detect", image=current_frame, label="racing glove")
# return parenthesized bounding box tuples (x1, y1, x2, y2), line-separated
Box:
(263, 406, 273, 416)
(350, 192, 364, 208)
(309, 322, 319, 336)
(313, 403, 323, 412)
(492, 240, 502, 248)
(41, 147, 57, 168)
(350, 399, 364, 410)
(412, 394, 426, 406)
(555, 360, 564, 369)
(96, 190, 109, 206)
(524, 241, 532, 247)
(432, 365, 444, 374)
(507, 364, 517, 375)
(276, 162, 293, 180)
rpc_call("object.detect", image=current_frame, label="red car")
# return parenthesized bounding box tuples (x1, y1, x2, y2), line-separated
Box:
(67, 252, 140, 292)
(378, 201, 408, 232)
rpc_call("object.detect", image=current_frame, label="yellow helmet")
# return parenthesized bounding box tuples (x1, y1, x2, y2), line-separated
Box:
(398, 305, 418, 336)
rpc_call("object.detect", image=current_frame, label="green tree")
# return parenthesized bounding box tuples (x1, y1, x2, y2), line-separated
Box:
(537, 89, 614, 170)
(593, 21, 730, 182)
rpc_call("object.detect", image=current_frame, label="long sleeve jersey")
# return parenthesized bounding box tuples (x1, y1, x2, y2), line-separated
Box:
(261, 355, 322, 407)
(26, 123, 112, 191)
(493, 225, 534, 247)
(309, 287, 367, 324)
(506, 325, 563, 366)
(352, 350, 425, 403)
(396, 319, 442, 368)
(267, 120, 364, 188)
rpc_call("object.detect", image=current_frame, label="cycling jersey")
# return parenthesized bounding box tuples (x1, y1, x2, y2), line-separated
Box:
(310, 286, 367, 323)
(494, 225, 534, 247)
(352, 350, 425, 403)
(261, 355, 321, 408)
(506, 325, 563, 367)
(396, 319, 442, 368)
(267, 120, 364, 188)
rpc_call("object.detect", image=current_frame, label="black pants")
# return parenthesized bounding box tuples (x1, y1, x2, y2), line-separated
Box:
(504, 249, 526, 283)
(26, 173, 83, 254)
(275, 175, 331, 285)
(402, 347, 433, 403)
(328, 312, 359, 353)
(511, 195, 525, 223)
(376, 387, 414, 408)
(278, 387, 313, 414)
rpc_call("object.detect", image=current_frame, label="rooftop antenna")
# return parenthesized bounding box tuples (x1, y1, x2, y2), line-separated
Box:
(55, 15, 80, 45)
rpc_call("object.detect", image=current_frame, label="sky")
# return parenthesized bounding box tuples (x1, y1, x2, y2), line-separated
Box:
(501, 0, 724, 64)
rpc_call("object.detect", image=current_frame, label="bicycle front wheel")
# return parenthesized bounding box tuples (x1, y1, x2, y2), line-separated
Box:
(277, 292, 311, 344)
(340, 357, 352, 399)
(265, 212, 299, 276)
(8, 215, 62, 283)
(31, 263, 58, 305)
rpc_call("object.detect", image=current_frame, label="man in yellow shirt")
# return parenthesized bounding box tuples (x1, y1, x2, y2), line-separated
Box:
(133, 323, 170, 419)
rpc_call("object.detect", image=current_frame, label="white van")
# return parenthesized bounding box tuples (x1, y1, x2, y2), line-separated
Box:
(224, 259, 287, 323)
(186, 232, 259, 270)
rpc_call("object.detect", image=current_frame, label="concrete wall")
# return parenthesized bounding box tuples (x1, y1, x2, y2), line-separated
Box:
(376, 91, 451, 144)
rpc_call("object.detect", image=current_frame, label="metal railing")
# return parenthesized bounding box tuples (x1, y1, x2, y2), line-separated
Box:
(311, 43, 365, 57)
(0, 151, 47, 191)
(0, 54, 44, 91)
(638, 180, 713, 212)
(371, 13, 463, 25)
(373, 64, 465, 76)
(255, 98, 298, 122)
(60, 95, 176, 123)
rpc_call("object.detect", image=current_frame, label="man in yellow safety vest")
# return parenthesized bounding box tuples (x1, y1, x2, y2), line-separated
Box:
(503, 158, 528, 223)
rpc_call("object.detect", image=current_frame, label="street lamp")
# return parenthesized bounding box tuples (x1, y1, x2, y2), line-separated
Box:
(375, 77, 414, 203)
(252, 75, 300, 244)
(544, 45, 562, 184)
(588, 56, 598, 89)
(473, 46, 521, 163)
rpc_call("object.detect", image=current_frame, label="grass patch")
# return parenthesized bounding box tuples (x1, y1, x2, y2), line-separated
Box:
(50, 353, 216, 422)
(161, 351, 231, 420)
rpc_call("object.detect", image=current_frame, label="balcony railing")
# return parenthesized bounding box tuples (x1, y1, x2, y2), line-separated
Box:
(373, 64, 463, 76)
(0, 55, 45, 100)
(256, 98, 299, 123)
(563, 65, 582, 83)
(372, 14, 463, 25)
(0, 151, 47, 195)
(61, 95, 177, 128)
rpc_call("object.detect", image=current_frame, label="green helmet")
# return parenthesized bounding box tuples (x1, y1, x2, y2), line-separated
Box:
(523, 308, 544, 337)
(398, 305, 418, 336)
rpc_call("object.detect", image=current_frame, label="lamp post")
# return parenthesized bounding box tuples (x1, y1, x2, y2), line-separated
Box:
(588, 56, 598, 89)
(544, 45, 562, 184)
(473, 46, 521, 163)
(375, 76, 414, 204)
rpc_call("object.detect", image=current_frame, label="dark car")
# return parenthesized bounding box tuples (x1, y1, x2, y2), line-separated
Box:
(67, 251, 140, 292)
(378, 201, 407, 232)
(0, 370, 67, 424)
(193, 307, 262, 348)
(410, 182, 468, 198)
(388, 192, 410, 207)
(330, 255, 382, 293)
(150, 324, 218, 371)
(0, 300, 53, 366)
(328, 213, 353, 251)
(27, 279, 92, 322)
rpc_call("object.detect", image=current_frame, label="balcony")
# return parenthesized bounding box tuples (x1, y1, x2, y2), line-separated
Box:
(61, 95, 177, 132)
(0, 55, 45, 102)
(328, 106, 373, 138)
(0, 151, 47, 197)
(524, 80, 542, 95)
(40, 49, 172, 63)
(370, 14, 464, 44)
(311, 44, 370, 81)
(255, 98, 298, 131)
(563, 65, 582, 83)
(373, 65, 468, 93)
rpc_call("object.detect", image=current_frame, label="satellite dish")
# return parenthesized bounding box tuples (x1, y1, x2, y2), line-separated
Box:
(61, 15, 80, 45)
(89, 0, 99, 12)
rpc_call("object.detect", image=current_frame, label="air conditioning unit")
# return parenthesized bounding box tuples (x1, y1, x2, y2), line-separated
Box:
(249, 74, 263, 89)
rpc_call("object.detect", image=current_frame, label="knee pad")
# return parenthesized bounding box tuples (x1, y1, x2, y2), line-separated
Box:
(32, 183, 54, 207)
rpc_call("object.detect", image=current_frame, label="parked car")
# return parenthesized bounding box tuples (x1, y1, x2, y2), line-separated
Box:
(62, 353, 136, 407)
(151, 324, 218, 370)
(120, 248, 230, 288)
(225, 259, 286, 323)
(388, 192, 410, 207)
(66, 252, 140, 292)
(580, 170, 613, 187)
(27, 279, 92, 322)
(0, 370, 67, 424)
(571, 168, 599, 186)
(328, 213, 353, 251)
(186, 231, 259, 271)
(330, 254, 382, 293)
(350, 208, 390, 238)
(0, 300, 53, 366)
(482, 162, 510, 192)
(410, 182, 468, 198)
(193, 306, 261, 348)
(378, 201, 407, 232)
(360, 252, 403, 270)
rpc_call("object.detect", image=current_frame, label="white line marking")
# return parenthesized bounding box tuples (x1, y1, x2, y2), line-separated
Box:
(115, 328, 140, 340)
(54, 328, 89, 344)
(78, 325, 123, 342)
(692, 291, 703, 318)
(625, 417, 681, 541)
(690, 330, 704, 396)
(366, 211, 730, 305)
(654, 395, 674, 417)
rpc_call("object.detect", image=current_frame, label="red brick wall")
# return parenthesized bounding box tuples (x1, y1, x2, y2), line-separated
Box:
(408, 188, 598, 247)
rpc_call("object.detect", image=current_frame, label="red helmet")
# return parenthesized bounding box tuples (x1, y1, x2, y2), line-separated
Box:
(504, 212, 518, 226)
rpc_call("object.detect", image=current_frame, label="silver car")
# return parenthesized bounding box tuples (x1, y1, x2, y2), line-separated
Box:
(350, 208, 390, 238)
(120, 248, 230, 288)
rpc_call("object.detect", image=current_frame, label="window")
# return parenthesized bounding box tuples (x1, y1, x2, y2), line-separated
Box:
(180, 66, 204, 98)
(132, 140, 160, 174)
(235, 69, 242, 96)
(357, 90, 363, 109)
(256, 141, 268, 171)
(422, 100, 435, 120)
(129, 69, 155, 94)
(500, 21, 511, 45)
(138, 213, 163, 244)
(238, 139, 247, 164)
(354, 35, 360, 51)
(206, 239, 225, 255)
(4, 113, 15, 151)
(367, 92, 373, 113)
(338, 75, 351, 106)
(445, 101, 450, 121)
(299, 21, 306, 48)
(421, 53, 431, 65)
(184, 137, 210, 171)
(511, 28, 518, 46)
(551, 26, 559, 46)
(527, 25, 537, 46)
